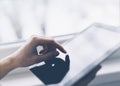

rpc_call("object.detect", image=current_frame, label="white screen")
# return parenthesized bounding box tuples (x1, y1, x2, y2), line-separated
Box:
(56, 24, 120, 86)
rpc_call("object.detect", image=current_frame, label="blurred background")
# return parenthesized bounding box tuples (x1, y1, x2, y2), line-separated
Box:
(0, 0, 119, 43)
(0, 0, 120, 86)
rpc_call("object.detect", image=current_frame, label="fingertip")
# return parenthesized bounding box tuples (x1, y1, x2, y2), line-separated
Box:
(63, 50, 67, 53)
(60, 46, 67, 53)
(54, 41, 67, 53)
(60, 47, 67, 54)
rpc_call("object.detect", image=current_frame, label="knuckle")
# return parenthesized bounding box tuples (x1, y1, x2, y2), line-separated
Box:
(50, 39, 55, 43)
(30, 35, 38, 41)
(46, 37, 54, 42)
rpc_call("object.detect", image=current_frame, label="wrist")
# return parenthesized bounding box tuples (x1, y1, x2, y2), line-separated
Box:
(0, 56, 18, 79)
(1, 55, 18, 71)
(8, 55, 20, 69)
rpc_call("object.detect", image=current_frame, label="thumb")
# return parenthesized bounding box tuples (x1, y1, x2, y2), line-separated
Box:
(35, 51, 59, 63)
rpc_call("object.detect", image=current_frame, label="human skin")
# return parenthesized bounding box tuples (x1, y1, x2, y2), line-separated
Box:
(0, 35, 66, 79)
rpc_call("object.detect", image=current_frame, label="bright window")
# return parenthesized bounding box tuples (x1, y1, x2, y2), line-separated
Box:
(0, 0, 119, 43)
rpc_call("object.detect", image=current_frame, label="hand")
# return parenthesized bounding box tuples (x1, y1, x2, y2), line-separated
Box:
(73, 65, 101, 86)
(10, 35, 66, 68)
(0, 36, 66, 79)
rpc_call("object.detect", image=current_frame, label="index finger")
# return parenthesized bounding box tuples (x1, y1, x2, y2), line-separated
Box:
(31, 36, 67, 53)
(53, 41, 67, 53)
